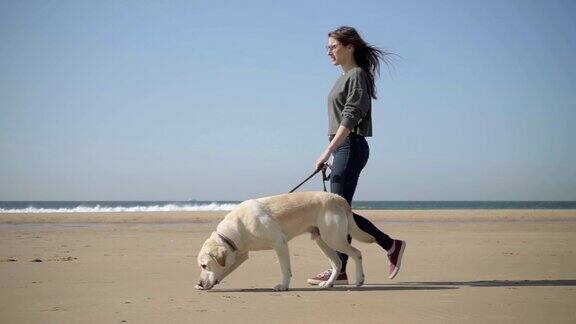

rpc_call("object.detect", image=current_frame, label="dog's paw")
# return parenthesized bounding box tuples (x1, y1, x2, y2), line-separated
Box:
(318, 281, 333, 289)
(273, 284, 289, 291)
(195, 284, 204, 290)
(355, 277, 365, 287)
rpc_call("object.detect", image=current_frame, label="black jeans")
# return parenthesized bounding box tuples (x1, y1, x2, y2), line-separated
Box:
(330, 133, 394, 273)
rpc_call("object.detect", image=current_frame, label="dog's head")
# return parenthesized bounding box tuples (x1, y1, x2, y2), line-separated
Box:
(195, 232, 236, 290)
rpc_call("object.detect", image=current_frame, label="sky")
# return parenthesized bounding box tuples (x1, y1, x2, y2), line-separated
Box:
(1, 0, 575, 201)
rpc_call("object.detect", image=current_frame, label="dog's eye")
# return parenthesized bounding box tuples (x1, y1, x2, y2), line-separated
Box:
(201, 264, 207, 269)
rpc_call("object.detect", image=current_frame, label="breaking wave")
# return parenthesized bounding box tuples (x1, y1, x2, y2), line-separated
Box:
(0, 203, 238, 213)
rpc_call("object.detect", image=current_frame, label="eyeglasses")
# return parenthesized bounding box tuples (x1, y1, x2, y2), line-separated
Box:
(325, 44, 340, 52)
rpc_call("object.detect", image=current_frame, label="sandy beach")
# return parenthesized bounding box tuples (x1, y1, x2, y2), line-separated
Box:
(1, 210, 575, 323)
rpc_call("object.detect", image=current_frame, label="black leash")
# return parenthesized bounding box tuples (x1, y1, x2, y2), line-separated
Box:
(289, 163, 330, 193)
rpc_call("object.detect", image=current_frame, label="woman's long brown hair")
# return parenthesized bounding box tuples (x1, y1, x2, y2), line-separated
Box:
(328, 26, 399, 99)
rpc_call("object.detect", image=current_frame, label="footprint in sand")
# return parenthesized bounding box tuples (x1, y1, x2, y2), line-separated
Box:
(59, 256, 78, 261)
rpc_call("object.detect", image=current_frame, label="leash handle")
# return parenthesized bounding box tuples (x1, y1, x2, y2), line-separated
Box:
(288, 163, 330, 193)
(321, 164, 330, 192)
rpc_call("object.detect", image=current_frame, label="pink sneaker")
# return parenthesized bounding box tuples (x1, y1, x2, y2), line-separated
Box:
(388, 240, 406, 279)
(307, 269, 348, 285)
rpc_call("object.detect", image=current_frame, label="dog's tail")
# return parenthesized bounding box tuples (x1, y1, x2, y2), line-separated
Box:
(344, 202, 376, 244)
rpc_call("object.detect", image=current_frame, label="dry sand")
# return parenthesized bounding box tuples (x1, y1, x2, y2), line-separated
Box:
(1, 210, 575, 323)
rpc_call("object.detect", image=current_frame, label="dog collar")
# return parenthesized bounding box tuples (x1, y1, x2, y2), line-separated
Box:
(217, 232, 238, 252)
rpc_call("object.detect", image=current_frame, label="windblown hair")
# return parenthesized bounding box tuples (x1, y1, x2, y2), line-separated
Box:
(328, 26, 399, 99)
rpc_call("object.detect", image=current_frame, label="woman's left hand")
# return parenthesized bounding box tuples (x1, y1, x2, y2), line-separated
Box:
(315, 149, 332, 171)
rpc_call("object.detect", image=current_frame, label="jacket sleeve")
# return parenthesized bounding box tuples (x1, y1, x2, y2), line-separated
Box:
(340, 70, 371, 131)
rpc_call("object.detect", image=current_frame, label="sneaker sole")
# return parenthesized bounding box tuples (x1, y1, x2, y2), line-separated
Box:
(307, 279, 349, 286)
(388, 240, 406, 279)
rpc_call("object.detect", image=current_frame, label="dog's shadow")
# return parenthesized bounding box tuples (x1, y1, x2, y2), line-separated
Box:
(210, 285, 454, 293)
(209, 279, 576, 293)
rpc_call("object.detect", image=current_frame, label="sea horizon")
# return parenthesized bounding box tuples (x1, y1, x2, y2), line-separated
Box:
(1, 200, 575, 213)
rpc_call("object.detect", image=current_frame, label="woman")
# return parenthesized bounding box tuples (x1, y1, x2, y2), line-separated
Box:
(308, 26, 406, 285)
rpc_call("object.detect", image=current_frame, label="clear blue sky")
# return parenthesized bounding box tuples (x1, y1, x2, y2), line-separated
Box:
(1, 0, 575, 201)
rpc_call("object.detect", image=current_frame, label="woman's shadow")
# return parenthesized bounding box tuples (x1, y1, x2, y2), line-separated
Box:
(385, 279, 576, 287)
(210, 279, 576, 293)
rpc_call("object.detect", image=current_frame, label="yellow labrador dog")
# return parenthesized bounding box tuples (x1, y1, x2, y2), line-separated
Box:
(195, 191, 375, 291)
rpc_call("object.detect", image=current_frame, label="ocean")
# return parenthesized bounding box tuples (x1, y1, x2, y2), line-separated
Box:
(0, 200, 575, 213)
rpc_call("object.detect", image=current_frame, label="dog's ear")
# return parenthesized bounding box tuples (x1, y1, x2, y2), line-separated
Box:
(210, 246, 227, 267)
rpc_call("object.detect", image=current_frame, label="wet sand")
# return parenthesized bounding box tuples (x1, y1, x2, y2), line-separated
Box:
(1, 210, 575, 323)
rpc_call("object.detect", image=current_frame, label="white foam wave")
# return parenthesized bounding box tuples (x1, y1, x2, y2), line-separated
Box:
(0, 203, 238, 213)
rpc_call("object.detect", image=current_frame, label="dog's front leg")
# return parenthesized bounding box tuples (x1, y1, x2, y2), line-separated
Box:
(272, 239, 291, 291)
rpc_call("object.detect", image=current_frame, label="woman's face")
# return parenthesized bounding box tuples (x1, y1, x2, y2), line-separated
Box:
(327, 36, 352, 66)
